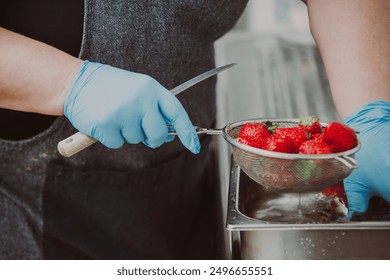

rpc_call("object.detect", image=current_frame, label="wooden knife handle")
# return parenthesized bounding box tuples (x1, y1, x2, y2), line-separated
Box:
(57, 132, 97, 157)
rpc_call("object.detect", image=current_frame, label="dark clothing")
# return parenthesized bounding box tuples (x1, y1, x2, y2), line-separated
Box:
(0, 0, 248, 259)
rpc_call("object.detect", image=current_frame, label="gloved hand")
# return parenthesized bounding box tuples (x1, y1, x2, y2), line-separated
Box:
(343, 100, 390, 217)
(64, 60, 200, 153)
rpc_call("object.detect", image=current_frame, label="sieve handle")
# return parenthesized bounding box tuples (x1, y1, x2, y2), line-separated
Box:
(168, 126, 222, 136)
(335, 155, 359, 169)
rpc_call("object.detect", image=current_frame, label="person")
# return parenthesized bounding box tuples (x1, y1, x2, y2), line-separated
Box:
(0, 0, 389, 260)
(0, 0, 249, 260)
(303, 0, 390, 218)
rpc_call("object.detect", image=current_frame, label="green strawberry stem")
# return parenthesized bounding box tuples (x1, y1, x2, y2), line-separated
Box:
(299, 115, 319, 126)
(263, 120, 279, 134)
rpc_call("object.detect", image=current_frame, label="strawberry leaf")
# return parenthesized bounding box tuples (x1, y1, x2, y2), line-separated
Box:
(263, 120, 279, 134)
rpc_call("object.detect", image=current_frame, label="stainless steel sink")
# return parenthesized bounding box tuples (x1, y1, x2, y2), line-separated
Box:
(226, 157, 390, 260)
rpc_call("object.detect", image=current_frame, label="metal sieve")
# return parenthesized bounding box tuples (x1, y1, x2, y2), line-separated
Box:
(181, 118, 360, 192)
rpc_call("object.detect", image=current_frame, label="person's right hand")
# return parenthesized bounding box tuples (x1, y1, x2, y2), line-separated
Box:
(343, 101, 390, 217)
(63, 60, 200, 154)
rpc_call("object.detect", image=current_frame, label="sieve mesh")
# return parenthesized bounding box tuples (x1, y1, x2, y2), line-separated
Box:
(221, 118, 360, 192)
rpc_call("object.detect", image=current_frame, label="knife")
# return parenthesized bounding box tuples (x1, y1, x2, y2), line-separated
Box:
(57, 63, 236, 157)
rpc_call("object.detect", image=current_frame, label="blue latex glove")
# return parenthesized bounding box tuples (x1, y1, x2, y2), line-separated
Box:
(64, 60, 200, 153)
(343, 100, 390, 217)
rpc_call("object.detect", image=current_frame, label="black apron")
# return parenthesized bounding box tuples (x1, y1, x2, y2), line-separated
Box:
(0, 0, 248, 259)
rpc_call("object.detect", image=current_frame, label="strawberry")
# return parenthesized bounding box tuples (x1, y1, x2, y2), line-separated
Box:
(299, 139, 334, 154)
(274, 127, 308, 152)
(322, 182, 348, 206)
(238, 122, 271, 148)
(323, 122, 358, 152)
(299, 115, 322, 136)
(322, 183, 345, 197)
(262, 135, 295, 153)
(311, 133, 325, 142)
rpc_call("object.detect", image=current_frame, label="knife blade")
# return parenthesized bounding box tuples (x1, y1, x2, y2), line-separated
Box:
(57, 63, 236, 157)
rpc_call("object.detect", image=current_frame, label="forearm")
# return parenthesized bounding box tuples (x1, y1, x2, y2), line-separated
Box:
(0, 27, 82, 115)
(305, 0, 390, 119)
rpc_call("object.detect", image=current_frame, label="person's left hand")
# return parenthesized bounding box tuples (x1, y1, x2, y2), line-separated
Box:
(343, 101, 390, 218)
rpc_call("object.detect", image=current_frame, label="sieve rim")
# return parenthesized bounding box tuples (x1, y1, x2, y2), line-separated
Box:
(221, 118, 361, 160)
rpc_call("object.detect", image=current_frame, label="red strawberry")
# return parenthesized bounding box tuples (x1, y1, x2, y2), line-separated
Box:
(311, 133, 325, 141)
(323, 122, 358, 152)
(274, 127, 308, 152)
(322, 182, 348, 206)
(238, 122, 271, 148)
(299, 139, 334, 154)
(299, 115, 322, 136)
(262, 135, 295, 153)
